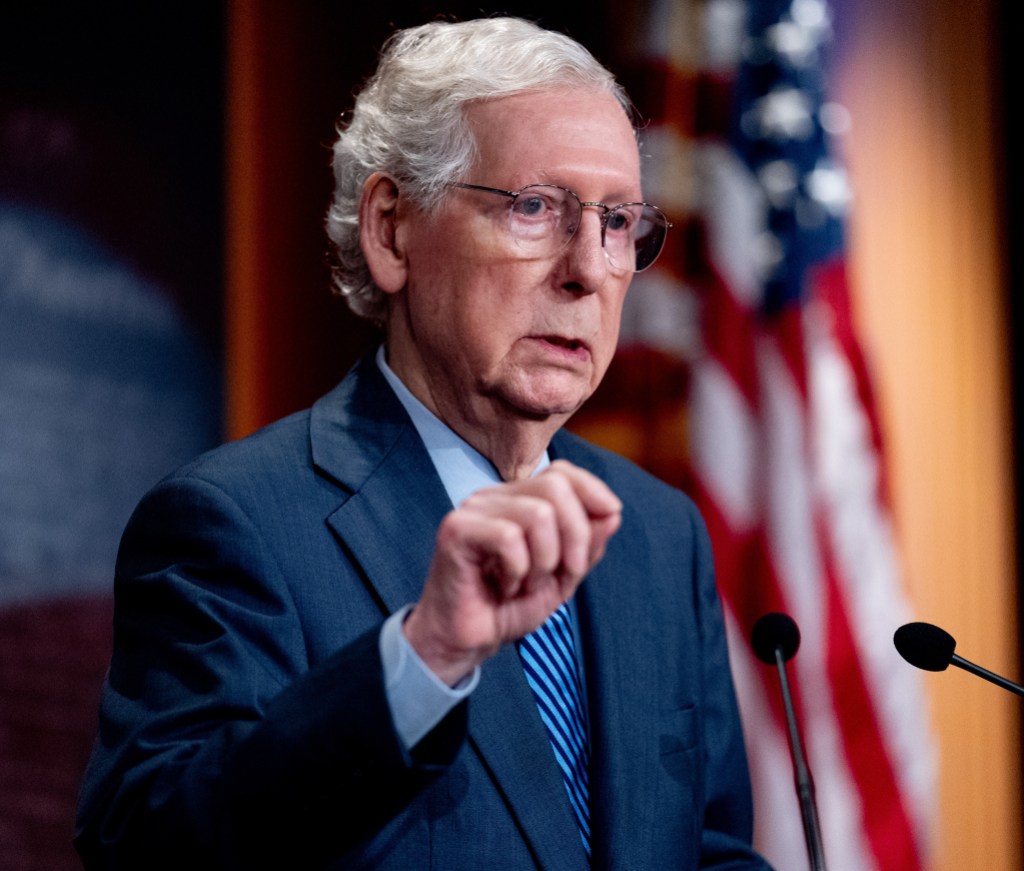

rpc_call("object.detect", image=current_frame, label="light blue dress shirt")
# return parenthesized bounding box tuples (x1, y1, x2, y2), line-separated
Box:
(375, 347, 551, 749)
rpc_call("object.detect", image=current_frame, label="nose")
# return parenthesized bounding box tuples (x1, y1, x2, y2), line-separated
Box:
(559, 209, 610, 295)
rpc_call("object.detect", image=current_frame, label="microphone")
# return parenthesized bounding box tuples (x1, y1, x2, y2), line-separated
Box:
(751, 613, 828, 871)
(894, 621, 1024, 697)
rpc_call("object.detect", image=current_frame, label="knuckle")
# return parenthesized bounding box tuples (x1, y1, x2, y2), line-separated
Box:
(537, 470, 573, 502)
(526, 497, 556, 527)
(493, 519, 525, 552)
(460, 490, 489, 511)
(435, 513, 465, 549)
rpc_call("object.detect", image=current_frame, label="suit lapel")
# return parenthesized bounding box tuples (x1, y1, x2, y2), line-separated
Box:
(577, 529, 662, 870)
(468, 646, 590, 871)
(313, 356, 450, 614)
(325, 424, 451, 616)
(553, 435, 662, 870)
(310, 355, 588, 869)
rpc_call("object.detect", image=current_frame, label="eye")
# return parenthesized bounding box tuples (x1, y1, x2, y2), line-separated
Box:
(512, 192, 556, 220)
(605, 208, 636, 235)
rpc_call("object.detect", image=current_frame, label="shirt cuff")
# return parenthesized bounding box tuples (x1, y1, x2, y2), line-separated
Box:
(379, 605, 480, 750)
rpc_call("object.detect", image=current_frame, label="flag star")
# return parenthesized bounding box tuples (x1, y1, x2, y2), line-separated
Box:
(819, 101, 852, 136)
(747, 86, 815, 141)
(758, 158, 799, 208)
(805, 160, 852, 215)
(753, 230, 785, 281)
(791, 0, 832, 33)
(766, 21, 819, 68)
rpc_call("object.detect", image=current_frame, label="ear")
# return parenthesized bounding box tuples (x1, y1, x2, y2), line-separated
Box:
(359, 172, 407, 294)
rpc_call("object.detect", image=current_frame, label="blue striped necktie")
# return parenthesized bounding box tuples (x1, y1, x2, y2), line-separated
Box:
(517, 601, 591, 859)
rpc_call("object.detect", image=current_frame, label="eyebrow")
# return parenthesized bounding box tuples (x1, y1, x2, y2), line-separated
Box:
(507, 176, 646, 205)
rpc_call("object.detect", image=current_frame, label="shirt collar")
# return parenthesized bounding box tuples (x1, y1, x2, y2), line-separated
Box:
(375, 345, 550, 506)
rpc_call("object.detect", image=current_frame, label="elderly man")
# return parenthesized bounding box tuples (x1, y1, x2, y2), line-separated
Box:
(75, 17, 771, 871)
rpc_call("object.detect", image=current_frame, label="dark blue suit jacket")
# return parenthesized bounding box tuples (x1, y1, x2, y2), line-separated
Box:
(75, 353, 770, 870)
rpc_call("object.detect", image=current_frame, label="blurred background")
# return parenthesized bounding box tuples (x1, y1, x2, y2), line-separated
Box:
(0, 1, 1018, 869)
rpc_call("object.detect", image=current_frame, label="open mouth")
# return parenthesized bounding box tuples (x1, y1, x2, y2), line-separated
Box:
(540, 335, 585, 352)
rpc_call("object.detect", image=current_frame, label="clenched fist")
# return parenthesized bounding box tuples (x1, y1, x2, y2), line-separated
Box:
(403, 460, 622, 685)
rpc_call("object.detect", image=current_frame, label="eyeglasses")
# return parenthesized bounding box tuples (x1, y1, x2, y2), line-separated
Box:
(448, 182, 672, 273)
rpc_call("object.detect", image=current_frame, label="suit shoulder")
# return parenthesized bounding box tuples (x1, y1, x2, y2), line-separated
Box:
(158, 408, 315, 498)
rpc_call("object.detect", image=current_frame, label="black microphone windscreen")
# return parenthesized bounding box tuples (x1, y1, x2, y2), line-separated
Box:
(751, 613, 801, 664)
(893, 622, 956, 671)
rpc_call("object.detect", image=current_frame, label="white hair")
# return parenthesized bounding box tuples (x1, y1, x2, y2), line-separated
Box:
(325, 16, 634, 323)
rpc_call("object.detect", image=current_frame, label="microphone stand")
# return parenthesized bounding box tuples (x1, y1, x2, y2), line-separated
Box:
(772, 645, 828, 871)
(951, 653, 1024, 697)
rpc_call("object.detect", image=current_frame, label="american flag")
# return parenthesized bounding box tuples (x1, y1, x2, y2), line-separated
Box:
(613, 0, 937, 867)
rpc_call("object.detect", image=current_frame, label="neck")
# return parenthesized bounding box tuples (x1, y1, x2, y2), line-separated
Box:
(382, 345, 565, 482)
(419, 384, 564, 483)
(466, 414, 560, 482)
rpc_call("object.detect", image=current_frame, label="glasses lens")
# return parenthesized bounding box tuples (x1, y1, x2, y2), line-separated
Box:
(503, 185, 669, 273)
(626, 205, 669, 272)
(600, 204, 669, 273)
(507, 185, 579, 253)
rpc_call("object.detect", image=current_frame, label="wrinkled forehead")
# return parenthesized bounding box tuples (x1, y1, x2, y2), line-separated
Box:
(463, 88, 642, 198)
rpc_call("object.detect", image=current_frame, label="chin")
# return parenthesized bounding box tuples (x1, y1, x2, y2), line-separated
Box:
(489, 367, 597, 420)
(506, 386, 591, 420)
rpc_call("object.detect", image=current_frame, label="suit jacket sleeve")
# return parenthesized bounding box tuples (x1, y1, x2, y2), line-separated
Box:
(74, 471, 464, 870)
